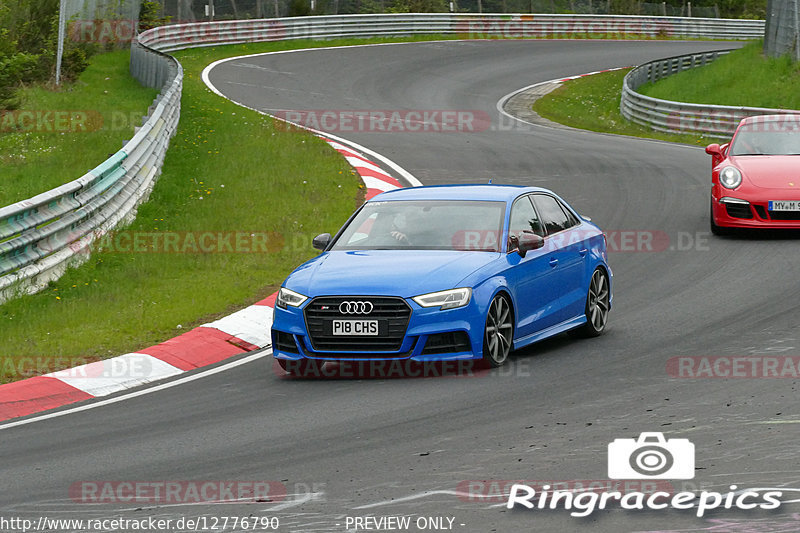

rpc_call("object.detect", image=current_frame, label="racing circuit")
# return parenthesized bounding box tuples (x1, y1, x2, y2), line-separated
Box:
(3, 38, 800, 532)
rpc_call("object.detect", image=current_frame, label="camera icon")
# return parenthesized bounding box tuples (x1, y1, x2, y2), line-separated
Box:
(608, 432, 695, 480)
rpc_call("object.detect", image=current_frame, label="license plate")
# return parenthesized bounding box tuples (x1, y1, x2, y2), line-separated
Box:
(769, 200, 800, 211)
(331, 319, 380, 336)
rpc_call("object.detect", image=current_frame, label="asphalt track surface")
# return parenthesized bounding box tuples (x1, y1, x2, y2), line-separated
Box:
(4, 40, 800, 533)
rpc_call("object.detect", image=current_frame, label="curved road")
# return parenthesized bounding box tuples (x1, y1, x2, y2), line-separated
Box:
(4, 40, 800, 532)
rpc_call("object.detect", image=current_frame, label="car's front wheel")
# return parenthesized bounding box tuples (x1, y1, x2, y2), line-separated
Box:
(481, 294, 513, 367)
(277, 358, 322, 377)
(570, 268, 610, 338)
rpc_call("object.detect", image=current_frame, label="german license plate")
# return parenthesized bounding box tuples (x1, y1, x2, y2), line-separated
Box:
(769, 200, 800, 211)
(331, 319, 380, 336)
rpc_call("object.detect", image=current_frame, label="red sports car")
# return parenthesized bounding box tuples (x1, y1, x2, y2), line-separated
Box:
(706, 114, 800, 234)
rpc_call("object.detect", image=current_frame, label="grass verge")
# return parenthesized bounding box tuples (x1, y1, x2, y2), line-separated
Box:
(532, 68, 713, 146)
(532, 41, 800, 146)
(0, 50, 159, 206)
(638, 41, 800, 110)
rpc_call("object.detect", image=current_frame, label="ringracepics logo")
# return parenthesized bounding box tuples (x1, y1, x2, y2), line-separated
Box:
(506, 432, 784, 518)
(608, 432, 694, 479)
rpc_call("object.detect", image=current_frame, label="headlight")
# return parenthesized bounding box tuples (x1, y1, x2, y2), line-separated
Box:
(276, 287, 307, 309)
(412, 288, 472, 310)
(719, 166, 742, 189)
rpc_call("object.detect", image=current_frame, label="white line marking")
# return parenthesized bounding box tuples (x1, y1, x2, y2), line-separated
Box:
(353, 490, 470, 509)
(266, 491, 325, 511)
(0, 350, 270, 431)
(232, 63, 294, 75)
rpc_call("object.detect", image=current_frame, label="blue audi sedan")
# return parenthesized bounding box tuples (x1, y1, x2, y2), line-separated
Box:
(271, 184, 611, 375)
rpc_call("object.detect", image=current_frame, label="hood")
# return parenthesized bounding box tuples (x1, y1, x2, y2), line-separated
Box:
(729, 155, 800, 190)
(284, 250, 500, 297)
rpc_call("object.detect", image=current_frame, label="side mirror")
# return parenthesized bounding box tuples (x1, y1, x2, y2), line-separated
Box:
(312, 233, 331, 251)
(509, 232, 544, 257)
(705, 143, 727, 168)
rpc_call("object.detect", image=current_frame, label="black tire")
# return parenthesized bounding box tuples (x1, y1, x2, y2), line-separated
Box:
(570, 268, 610, 338)
(481, 294, 514, 368)
(277, 358, 322, 377)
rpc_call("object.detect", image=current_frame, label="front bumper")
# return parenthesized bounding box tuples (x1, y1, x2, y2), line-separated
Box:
(711, 189, 800, 229)
(271, 295, 485, 362)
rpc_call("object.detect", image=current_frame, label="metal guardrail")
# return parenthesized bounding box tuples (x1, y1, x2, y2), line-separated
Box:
(136, 13, 764, 52)
(620, 50, 798, 138)
(0, 13, 768, 302)
(0, 44, 182, 303)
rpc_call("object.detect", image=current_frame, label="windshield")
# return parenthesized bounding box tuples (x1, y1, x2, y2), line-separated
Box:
(730, 120, 800, 156)
(331, 200, 506, 252)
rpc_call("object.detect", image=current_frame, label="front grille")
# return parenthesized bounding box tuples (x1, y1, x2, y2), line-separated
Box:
(272, 330, 299, 353)
(421, 331, 472, 355)
(725, 203, 753, 219)
(753, 205, 768, 219)
(304, 296, 411, 352)
(769, 210, 800, 221)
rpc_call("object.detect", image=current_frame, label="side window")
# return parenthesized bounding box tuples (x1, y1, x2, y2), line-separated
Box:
(532, 194, 576, 235)
(509, 196, 544, 239)
(561, 202, 580, 228)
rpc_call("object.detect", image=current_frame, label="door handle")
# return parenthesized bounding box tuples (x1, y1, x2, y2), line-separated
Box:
(549, 257, 558, 267)
(579, 248, 588, 256)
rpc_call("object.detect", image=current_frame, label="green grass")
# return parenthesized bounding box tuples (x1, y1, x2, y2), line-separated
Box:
(533, 41, 800, 145)
(0, 50, 159, 206)
(532, 68, 714, 146)
(639, 41, 800, 110)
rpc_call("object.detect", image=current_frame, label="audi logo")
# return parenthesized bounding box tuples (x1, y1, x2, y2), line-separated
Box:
(339, 301, 374, 315)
